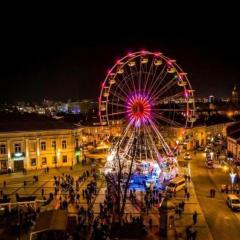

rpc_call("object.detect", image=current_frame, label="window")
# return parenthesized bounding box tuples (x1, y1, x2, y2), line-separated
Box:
(0, 144, 6, 154)
(42, 157, 47, 165)
(51, 140, 56, 150)
(15, 143, 21, 153)
(62, 140, 67, 149)
(62, 155, 67, 163)
(31, 158, 36, 166)
(29, 141, 36, 152)
(52, 156, 57, 164)
(41, 142, 46, 151)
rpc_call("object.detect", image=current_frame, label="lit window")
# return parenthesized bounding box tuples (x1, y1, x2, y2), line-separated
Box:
(29, 141, 36, 152)
(62, 155, 67, 163)
(62, 140, 67, 149)
(0, 144, 6, 154)
(41, 142, 46, 151)
(52, 156, 57, 164)
(52, 140, 56, 150)
(42, 157, 47, 165)
(15, 143, 21, 153)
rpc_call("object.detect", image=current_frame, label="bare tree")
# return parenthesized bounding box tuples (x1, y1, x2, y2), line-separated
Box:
(105, 136, 137, 223)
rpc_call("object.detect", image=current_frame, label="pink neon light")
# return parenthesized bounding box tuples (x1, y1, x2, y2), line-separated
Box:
(154, 52, 161, 56)
(126, 93, 152, 127)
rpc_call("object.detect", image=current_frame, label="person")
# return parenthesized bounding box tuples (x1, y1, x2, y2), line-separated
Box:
(186, 225, 191, 240)
(210, 188, 213, 198)
(7, 167, 11, 176)
(3, 181, 6, 188)
(41, 188, 44, 196)
(193, 211, 197, 224)
(184, 186, 188, 198)
(212, 188, 216, 198)
(187, 192, 190, 200)
(149, 218, 152, 229)
(178, 207, 182, 218)
(180, 200, 185, 211)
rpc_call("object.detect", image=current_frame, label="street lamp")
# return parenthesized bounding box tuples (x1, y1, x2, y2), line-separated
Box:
(230, 171, 236, 193)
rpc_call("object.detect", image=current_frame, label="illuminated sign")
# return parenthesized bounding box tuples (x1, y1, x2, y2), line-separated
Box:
(12, 152, 25, 161)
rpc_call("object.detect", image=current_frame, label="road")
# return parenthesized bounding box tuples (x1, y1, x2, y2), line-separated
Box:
(189, 152, 240, 240)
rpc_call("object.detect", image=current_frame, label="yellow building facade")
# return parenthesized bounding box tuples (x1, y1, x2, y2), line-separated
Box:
(0, 128, 82, 173)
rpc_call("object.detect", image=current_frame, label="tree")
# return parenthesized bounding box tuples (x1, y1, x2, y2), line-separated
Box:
(105, 135, 137, 223)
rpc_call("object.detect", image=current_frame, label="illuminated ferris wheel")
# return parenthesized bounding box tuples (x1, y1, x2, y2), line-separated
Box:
(99, 50, 196, 182)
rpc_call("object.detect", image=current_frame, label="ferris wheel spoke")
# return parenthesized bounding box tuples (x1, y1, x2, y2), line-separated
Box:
(115, 82, 131, 99)
(127, 62, 137, 94)
(108, 102, 126, 109)
(106, 111, 126, 117)
(119, 70, 133, 94)
(110, 91, 126, 102)
(152, 108, 185, 112)
(144, 124, 165, 161)
(152, 91, 184, 105)
(151, 76, 177, 100)
(111, 73, 133, 100)
(138, 62, 143, 93)
(149, 119, 173, 155)
(148, 64, 167, 95)
(144, 58, 155, 92)
(147, 63, 159, 94)
(153, 113, 183, 127)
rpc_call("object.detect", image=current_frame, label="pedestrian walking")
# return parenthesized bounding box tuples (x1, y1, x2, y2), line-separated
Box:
(187, 192, 190, 200)
(178, 207, 182, 218)
(210, 189, 213, 198)
(213, 188, 216, 197)
(3, 181, 6, 188)
(181, 200, 185, 211)
(184, 186, 188, 198)
(192, 211, 197, 225)
(149, 218, 152, 229)
(41, 188, 44, 196)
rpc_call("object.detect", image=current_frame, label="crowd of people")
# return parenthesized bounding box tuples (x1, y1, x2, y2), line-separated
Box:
(0, 163, 202, 240)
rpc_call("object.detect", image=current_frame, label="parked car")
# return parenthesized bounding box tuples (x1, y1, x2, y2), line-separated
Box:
(226, 194, 240, 211)
(184, 152, 191, 160)
(166, 177, 186, 193)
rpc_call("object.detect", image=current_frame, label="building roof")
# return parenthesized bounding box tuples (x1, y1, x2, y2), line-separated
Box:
(228, 131, 240, 140)
(227, 122, 240, 135)
(0, 113, 77, 132)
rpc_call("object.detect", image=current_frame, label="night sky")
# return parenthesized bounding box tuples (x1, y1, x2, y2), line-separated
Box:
(1, 6, 239, 102)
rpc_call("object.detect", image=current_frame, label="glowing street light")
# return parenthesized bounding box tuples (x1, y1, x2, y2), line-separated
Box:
(230, 171, 236, 193)
(222, 165, 229, 172)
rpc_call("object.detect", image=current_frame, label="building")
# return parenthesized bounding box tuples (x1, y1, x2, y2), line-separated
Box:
(208, 95, 215, 103)
(227, 122, 240, 160)
(170, 121, 233, 151)
(0, 115, 83, 173)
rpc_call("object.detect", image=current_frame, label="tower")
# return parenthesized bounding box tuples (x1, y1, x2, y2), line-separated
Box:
(232, 85, 239, 105)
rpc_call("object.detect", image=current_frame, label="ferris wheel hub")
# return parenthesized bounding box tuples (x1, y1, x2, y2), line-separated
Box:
(126, 93, 151, 127)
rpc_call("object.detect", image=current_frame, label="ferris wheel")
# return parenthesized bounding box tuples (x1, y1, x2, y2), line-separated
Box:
(99, 50, 196, 181)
